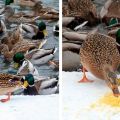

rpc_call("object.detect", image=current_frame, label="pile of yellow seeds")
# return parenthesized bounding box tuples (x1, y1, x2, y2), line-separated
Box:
(98, 93, 120, 107)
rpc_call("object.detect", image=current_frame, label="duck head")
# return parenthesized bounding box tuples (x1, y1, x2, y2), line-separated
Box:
(106, 71, 119, 97)
(22, 74, 35, 88)
(108, 18, 118, 26)
(37, 21, 48, 37)
(13, 52, 25, 69)
(5, 0, 14, 5)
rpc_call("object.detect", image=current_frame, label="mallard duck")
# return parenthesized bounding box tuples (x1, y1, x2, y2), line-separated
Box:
(25, 47, 57, 65)
(0, 39, 44, 61)
(0, 73, 22, 102)
(13, 52, 39, 80)
(33, 2, 59, 20)
(79, 31, 120, 97)
(100, 0, 120, 25)
(21, 21, 48, 39)
(1, 26, 23, 51)
(63, 0, 99, 25)
(14, 0, 38, 7)
(1, 6, 40, 23)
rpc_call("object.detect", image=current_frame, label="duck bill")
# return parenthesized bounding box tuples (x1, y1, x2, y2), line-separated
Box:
(43, 29, 48, 37)
(22, 81, 29, 89)
(111, 85, 120, 97)
(14, 63, 19, 69)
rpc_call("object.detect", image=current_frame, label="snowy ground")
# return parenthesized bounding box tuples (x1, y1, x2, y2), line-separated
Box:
(62, 71, 120, 120)
(0, 94, 59, 120)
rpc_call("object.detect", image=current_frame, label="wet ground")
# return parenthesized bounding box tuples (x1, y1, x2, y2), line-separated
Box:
(0, 0, 59, 78)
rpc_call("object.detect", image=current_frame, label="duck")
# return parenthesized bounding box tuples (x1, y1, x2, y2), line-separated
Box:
(13, 0, 39, 7)
(62, 0, 99, 25)
(13, 52, 40, 80)
(0, 73, 22, 102)
(25, 47, 57, 65)
(33, 1, 59, 20)
(0, 6, 40, 23)
(0, 73, 42, 102)
(1, 26, 23, 51)
(0, 39, 44, 61)
(21, 21, 48, 39)
(79, 30, 120, 97)
(100, 0, 120, 25)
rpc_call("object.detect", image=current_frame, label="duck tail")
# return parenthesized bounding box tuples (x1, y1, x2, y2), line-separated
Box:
(52, 47, 57, 54)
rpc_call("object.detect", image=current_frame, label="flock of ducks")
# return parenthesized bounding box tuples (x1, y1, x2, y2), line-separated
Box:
(0, 0, 59, 102)
(62, 0, 120, 96)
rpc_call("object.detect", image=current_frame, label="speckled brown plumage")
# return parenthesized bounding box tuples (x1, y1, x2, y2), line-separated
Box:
(107, 0, 120, 18)
(63, 0, 98, 24)
(0, 73, 22, 95)
(80, 32, 120, 80)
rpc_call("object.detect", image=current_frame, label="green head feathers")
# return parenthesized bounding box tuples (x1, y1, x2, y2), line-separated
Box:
(116, 29, 120, 45)
(13, 52, 25, 63)
(38, 21, 46, 31)
(25, 74, 35, 85)
(109, 18, 118, 26)
(5, 0, 14, 5)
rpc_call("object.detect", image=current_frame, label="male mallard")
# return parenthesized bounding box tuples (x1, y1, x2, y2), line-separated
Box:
(0, 73, 22, 102)
(100, 0, 120, 25)
(63, 0, 99, 25)
(21, 21, 48, 39)
(21, 73, 39, 95)
(0, 39, 43, 61)
(13, 52, 39, 80)
(25, 47, 57, 65)
(79, 31, 120, 97)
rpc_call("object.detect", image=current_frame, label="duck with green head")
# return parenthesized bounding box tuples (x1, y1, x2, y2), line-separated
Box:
(13, 52, 39, 79)
(21, 21, 48, 39)
(32, 21, 48, 40)
(22, 74, 39, 95)
(5, 0, 14, 5)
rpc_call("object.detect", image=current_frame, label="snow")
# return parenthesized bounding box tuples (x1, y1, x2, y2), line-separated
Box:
(0, 94, 59, 120)
(62, 71, 120, 120)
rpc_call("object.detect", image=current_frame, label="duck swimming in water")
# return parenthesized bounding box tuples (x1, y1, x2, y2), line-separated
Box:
(21, 21, 48, 39)
(13, 52, 39, 80)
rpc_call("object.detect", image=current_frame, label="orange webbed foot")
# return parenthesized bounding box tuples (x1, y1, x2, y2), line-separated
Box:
(0, 92, 11, 103)
(78, 67, 93, 83)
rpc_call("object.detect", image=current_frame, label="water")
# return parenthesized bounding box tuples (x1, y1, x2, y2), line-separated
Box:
(0, 0, 59, 78)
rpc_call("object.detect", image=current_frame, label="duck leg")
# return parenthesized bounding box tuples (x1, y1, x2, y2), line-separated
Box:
(78, 67, 93, 83)
(0, 92, 11, 102)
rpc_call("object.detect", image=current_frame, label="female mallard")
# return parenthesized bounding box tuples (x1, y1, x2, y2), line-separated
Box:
(79, 31, 120, 97)
(1, 26, 23, 50)
(0, 39, 43, 61)
(1, 6, 40, 23)
(0, 73, 22, 102)
(33, 2, 59, 20)
(21, 21, 48, 39)
(13, 52, 39, 80)
(63, 0, 99, 25)
(100, 0, 120, 25)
